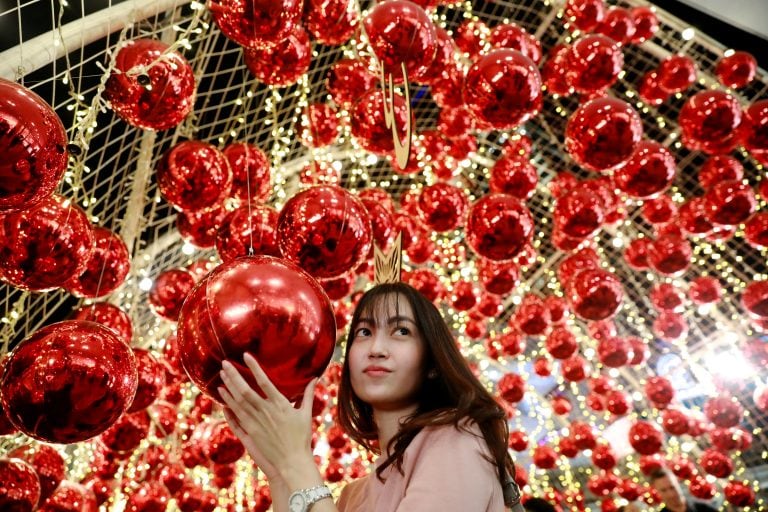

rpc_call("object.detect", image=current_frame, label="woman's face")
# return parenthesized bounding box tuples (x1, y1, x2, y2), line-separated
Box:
(347, 293, 427, 413)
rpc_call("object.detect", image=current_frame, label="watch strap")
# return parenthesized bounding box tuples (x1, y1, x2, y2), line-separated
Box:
(291, 484, 332, 511)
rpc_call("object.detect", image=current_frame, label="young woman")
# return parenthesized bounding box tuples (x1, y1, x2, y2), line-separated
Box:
(219, 282, 521, 512)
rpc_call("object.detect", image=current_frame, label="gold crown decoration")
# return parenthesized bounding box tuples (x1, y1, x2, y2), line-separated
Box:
(373, 231, 403, 285)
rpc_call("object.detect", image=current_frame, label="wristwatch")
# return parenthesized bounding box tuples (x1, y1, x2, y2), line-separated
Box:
(288, 485, 332, 512)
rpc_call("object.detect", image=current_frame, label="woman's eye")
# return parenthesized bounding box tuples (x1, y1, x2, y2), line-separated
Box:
(394, 326, 410, 336)
(354, 327, 371, 337)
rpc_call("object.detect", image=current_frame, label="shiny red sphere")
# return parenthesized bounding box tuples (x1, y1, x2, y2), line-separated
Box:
(243, 26, 311, 87)
(628, 420, 664, 455)
(157, 140, 232, 212)
(0, 194, 94, 291)
(679, 90, 742, 155)
(278, 185, 372, 279)
(350, 89, 409, 155)
(417, 183, 468, 232)
(0, 321, 137, 443)
(715, 51, 757, 89)
(305, 0, 358, 46)
(148, 268, 197, 321)
(0, 77, 68, 212)
(0, 457, 41, 512)
(566, 97, 643, 172)
(614, 141, 676, 199)
(463, 49, 542, 130)
(71, 302, 133, 345)
(208, 0, 303, 49)
(177, 256, 336, 402)
(215, 203, 280, 263)
(566, 34, 623, 94)
(566, 268, 623, 321)
(656, 55, 696, 94)
(222, 142, 271, 203)
(739, 100, 768, 165)
(66, 226, 130, 298)
(465, 193, 534, 261)
(325, 58, 378, 107)
(104, 39, 195, 131)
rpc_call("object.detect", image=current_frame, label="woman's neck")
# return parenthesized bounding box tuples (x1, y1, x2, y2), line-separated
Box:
(374, 405, 418, 457)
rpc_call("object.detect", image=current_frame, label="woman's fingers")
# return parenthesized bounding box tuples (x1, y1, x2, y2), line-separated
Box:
(220, 359, 266, 406)
(242, 352, 287, 403)
(299, 378, 318, 418)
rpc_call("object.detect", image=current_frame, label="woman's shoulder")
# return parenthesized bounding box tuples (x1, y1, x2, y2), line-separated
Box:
(409, 418, 490, 459)
(337, 474, 370, 511)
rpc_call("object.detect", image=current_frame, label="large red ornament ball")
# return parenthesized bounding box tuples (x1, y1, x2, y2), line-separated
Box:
(739, 99, 768, 165)
(463, 49, 542, 130)
(656, 55, 697, 94)
(630, 6, 659, 43)
(742, 280, 768, 320)
(605, 389, 630, 415)
(99, 409, 151, 454)
(514, 294, 550, 335)
(532, 445, 558, 470)
(477, 257, 521, 295)
(498, 373, 526, 403)
(0, 78, 68, 212)
(566, 268, 623, 321)
(0, 457, 41, 512)
(545, 327, 579, 360)
(554, 186, 605, 239)
(571, 421, 596, 450)
(643, 196, 677, 225)
(0, 194, 94, 292)
(38, 481, 97, 512)
(215, 204, 280, 263)
(596, 7, 635, 45)
(597, 337, 631, 368)
(299, 103, 340, 148)
(561, 355, 587, 382)
(222, 142, 271, 203)
(326, 58, 378, 107)
(628, 420, 664, 455)
(417, 183, 468, 232)
(125, 481, 171, 512)
(744, 212, 768, 249)
(614, 141, 676, 199)
(243, 26, 311, 87)
(716, 51, 757, 89)
(66, 226, 130, 298)
(648, 235, 692, 276)
(702, 180, 756, 225)
(699, 155, 744, 190)
(566, 97, 643, 172)
(8, 444, 65, 504)
(176, 205, 228, 249)
(127, 349, 166, 413)
(0, 320, 137, 443)
(661, 408, 689, 436)
(564, 0, 606, 32)
(277, 185, 372, 279)
(508, 430, 528, 451)
(350, 89, 409, 155)
(592, 443, 617, 470)
(688, 475, 716, 500)
(541, 44, 573, 97)
(465, 193, 534, 261)
(208, 0, 303, 49)
(177, 256, 336, 402)
(71, 302, 133, 345)
(650, 283, 685, 313)
(566, 34, 623, 94)
(103, 39, 195, 131)
(679, 90, 742, 155)
(148, 268, 197, 321)
(704, 396, 743, 428)
(700, 448, 733, 478)
(645, 376, 675, 408)
(489, 153, 538, 200)
(724, 481, 755, 508)
(363, 0, 437, 80)
(204, 421, 245, 465)
(304, 0, 358, 46)
(156, 140, 232, 212)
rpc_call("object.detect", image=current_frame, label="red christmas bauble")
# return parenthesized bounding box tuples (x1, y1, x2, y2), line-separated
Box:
(715, 51, 757, 89)
(148, 268, 197, 321)
(624, 238, 652, 270)
(564, 0, 606, 32)
(571, 421, 596, 450)
(304, 0, 358, 46)
(679, 90, 742, 154)
(177, 256, 336, 402)
(630, 6, 659, 43)
(513, 294, 550, 336)
(532, 445, 558, 469)
(508, 430, 528, 451)
(298, 103, 340, 148)
(742, 280, 768, 319)
(597, 337, 631, 368)
(688, 475, 716, 500)
(648, 234, 691, 276)
(463, 49, 542, 130)
(545, 327, 579, 359)
(724, 481, 755, 507)
(7, 444, 65, 504)
(700, 448, 733, 478)
(704, 396, 743, 428)
(156, 140, 232, 212)
(561, 355, 587, 382)
(489, 153, 538, 200)
(0, 457, 41, 511)
(744, 212, 768, 249)
(71, 302, 132, 345)
(417, 183, 468, 232)
(127, 349, 165, 412)
(100, 409, 151, 454)
(363, 0, 437, 81)
(656, 55, 697, 94)
(176, 205, 228, 249)
(325, 58, 378, 106)
(698, 155, 744, 190)
(0, 194, 94, 291)
(628, 420, 664, 455)
(243, 26, 311, 87)
(103, 39, 195, 131)
(661, 408, 689, 436)
(591, 443, 616, 470)
(566, 34, 623, 94)
(350, 89, 408, 155)
(614, 141, 676, 199)
(605, 389, 629, 415)
(208, 0, 302, 49)
(645, 375, 674, 408)
(739, 99, 768, 165)
(566, 97, 643, 172)
(498, 373, 526, 403)
(0, 77, 68, 212)
(566, 268, 623, 321)
(222, 142, 271, 203)
(465, 193, 534, 261)
(66, 226, 130, 298)
(596, 7, 635, 45)
(277, 185, 372, 279)
(0, 321, 137, 443)
(215, 204, 280, 263)
(477, 257, 521, 295)
(204, 420, 245, 465)
(125, 481, 170, 512)
(702, 180, 756, 226)
(554, 186, 605, 239)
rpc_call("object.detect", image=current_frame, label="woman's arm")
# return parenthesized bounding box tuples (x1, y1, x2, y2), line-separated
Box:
(219, 354, 341, 512)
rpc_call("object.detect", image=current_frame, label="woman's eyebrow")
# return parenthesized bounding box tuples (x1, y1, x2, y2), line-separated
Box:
(386, 315, 416, 325)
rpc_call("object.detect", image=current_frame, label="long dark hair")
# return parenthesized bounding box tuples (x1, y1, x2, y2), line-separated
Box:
(337, 282, 514, 494)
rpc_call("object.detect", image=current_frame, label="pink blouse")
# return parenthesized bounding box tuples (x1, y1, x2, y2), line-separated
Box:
(337, 422, 507, 512)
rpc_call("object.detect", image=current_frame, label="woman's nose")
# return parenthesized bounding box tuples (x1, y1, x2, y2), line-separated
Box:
(368, 332, 388, 357)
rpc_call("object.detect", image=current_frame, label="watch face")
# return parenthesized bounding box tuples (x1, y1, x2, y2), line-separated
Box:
(289, 493, 307, 512)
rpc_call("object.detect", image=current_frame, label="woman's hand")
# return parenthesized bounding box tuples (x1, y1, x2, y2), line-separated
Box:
(218, 352, 317, 482)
